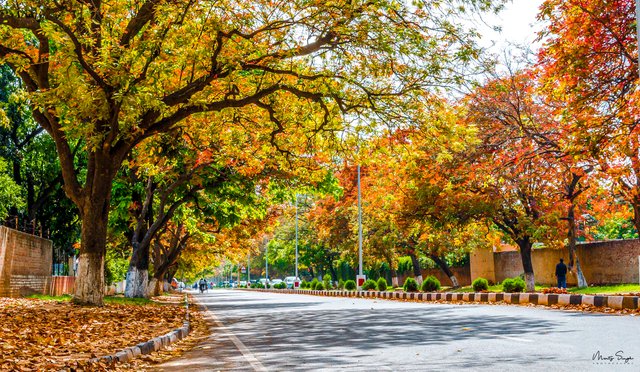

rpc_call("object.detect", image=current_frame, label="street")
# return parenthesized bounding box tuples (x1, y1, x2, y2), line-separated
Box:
(158, 289, 639, 371)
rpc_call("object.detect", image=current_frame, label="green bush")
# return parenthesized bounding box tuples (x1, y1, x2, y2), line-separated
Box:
(310, 278, 319, 290)
(362, 279, 377, 291)
(323, 274, 332, 290)
(344, 280, 356, 291)
(299, 280, 307, 289)
(472, 277, 489, 292)
(338, 279, 345, 289)
(274, 282, 286, 289)
(502, 277, 525, 293)
(403, 277, 419, 292)
(376, 277, 388, 291)
(421, 276, 441, 292)
(315, 282, 325, 290)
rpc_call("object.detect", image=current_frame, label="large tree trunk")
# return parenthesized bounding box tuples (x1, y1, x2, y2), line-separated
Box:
(125, 244, 149, 298)
(567, 203, 587, 288)
(516, 237, 535, 292)
(429, 254, 459, 288)
(390, 267, 399, 287)
(409, 252, 423, 285)
(74, 197, 110, 306)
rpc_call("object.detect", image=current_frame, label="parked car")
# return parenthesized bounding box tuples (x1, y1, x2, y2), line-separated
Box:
(284, 276, 300, 288)
(271, 279, 283, 286)
(239, 281, 247, 287)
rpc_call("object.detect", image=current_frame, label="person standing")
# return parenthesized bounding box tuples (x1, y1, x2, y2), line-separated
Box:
(555, 258, 568, 289)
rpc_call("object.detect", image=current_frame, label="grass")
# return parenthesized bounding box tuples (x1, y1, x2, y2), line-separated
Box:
(567, 284, 640, 295)
(451, 284, 547, 293)
(26, 294, 156, 305)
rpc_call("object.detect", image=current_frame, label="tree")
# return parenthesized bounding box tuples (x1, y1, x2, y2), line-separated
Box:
(0, 0, 501, 305)
(464, 72, 564, 292)
(538, 0, 640, 235)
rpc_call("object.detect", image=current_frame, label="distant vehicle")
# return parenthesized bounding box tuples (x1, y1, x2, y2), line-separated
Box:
(239, 281, 247, 287)
(271, 279, 283, 286)
(284, 276, 300, 289)
(259, 278, 270, 287)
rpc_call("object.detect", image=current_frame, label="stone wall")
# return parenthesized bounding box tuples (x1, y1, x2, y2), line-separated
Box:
(470, 239, 640, 285)
(0, 226, 52, 297)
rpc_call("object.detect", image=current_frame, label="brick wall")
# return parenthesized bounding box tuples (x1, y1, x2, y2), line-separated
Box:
(398, 264, 472, 287)
(470, 239, 640, 285)
(0, 226, 52, 297)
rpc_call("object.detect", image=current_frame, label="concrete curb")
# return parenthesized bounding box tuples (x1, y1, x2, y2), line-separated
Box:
(249, 289, 640, 310)
(88, 295, 191, 365)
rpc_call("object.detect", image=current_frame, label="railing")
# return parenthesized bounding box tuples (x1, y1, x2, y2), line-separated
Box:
(1, 215, 49, 238)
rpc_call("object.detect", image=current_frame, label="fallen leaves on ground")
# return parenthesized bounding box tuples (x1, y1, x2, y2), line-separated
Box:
(0, 295, 187, 371)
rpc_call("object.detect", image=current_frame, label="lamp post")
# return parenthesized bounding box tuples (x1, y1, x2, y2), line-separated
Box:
(247, 253, 251, 285)
(294, 194, 301, 288)
(356, 164, 366, 289)
(265, 242, 269, 289)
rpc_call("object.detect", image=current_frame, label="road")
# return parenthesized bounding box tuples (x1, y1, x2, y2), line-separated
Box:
(158, 289, 639, 371)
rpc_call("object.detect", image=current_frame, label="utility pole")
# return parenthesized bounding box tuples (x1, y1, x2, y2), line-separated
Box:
(357, 164, 365, 289)
(265, 242, 269, 289)
(295, 194, 299, 279)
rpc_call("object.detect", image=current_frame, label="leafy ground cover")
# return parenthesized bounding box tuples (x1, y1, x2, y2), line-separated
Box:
(0, 293, 197, 371)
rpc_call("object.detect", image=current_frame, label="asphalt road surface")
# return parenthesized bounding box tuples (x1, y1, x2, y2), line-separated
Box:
(158, 289, 639, 371)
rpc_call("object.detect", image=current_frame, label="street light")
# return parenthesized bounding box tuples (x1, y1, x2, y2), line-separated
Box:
(294, 194, 302, 288)
(265, 240, 269, 289)
(356, 164, 366, 289)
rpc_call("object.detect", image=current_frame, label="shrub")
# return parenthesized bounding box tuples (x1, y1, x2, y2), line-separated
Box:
(362, 279, 377, 291)
(274, 282, 286, 289)
(323, 274, 332, 290)
(403, 277, 419, 292)
(315, 282, 325, 290)
(300, 280, 308, 289)
(472, 277, 489, 292)
(310, 278, 319, 290)
(502, 277, 525, 293)
(344, 280, 356, 291)
(338, 279, 345, 289)
(421, 276, 441, 292)
(376, 277, 388, 292)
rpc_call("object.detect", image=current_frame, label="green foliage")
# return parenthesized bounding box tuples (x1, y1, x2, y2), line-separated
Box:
(274, 282, 286, 289)
(502, 277, 525, 293)
(362, 279, 377, 291)
(403, 277, 419, 292)
(315, 282, 325, 290)
(421, 276, 441, 292)
(300, 280, 308, 289)
(376, 277, 388, 291)
(338, 279, 345, 289)
(344, 280, 356, 291)
(472, 277, 489, 292)
(310, 278, 319, 290)
(323, 274, 332, 290)
(0, 158, 24, 220)
(105, 250, 128, 286)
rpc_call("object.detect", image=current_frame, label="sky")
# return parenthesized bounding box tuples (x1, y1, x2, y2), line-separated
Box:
(479, 0, 546, 52)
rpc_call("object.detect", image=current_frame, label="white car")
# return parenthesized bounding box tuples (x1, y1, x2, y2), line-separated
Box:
(271, 279, 283, 286)
(284, 276, 300, 288)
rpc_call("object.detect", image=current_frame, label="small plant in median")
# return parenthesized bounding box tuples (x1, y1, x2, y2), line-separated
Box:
(300, 280, 308, 289)
(274, 282, 286, 289)
(338, 279, 345, 289)
(502, 277, 526, 293)
(344, 280, 356, 291)
(362, 279, 377, 291)
(323, 274, 332, 290)
(421, 276, 441, 292)
(472, 277, 489, 292)
(310, 278, 319, 290)
(377, 277, 388, 291)
(315, 282, 325, 290)
(403, 277, 419, 292)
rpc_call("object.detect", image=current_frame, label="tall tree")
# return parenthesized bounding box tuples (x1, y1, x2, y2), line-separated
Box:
(538, 0, 640, 235)
(0, 0, 501, 305)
